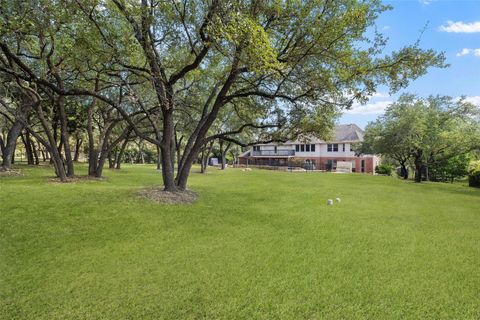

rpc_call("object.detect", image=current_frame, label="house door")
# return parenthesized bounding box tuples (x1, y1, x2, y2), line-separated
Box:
(361, 160, 365, 173)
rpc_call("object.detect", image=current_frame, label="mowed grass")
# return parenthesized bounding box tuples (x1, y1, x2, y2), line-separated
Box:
(1, 164, 479, 319)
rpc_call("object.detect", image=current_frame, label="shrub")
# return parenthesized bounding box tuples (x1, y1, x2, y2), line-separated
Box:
(468, 160, 480, 188)
(375, 163, 394, 176)
(429, 154, 470, 183)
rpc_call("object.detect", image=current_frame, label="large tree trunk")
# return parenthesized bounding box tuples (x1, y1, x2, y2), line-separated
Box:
(0, 120, 23, 171)
(159, 109, 177, 191)
(57, 95, 74, 177)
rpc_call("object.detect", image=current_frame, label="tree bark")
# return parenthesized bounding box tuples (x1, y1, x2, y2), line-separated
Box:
(200, 140, 214, 174)
(57, 95, 74, 177)
(116, 136, 129, 169)
(0, 120, 23, 171)
(156, 145, 161, 170)
(31, 138, 39, 165)
(159, 109, 177, 191)
(220, 140, 231, 170)
(34, 100, 67, 181)
(108, 149, 115, 169)
(414, 151, 423, 183)
(21, 131, 35, 165)
(0, 136, 5, 161)
(399, 160, 408, 180)
(73, 137, 83, 162)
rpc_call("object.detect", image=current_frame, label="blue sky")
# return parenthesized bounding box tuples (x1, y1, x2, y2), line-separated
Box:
(339, 0, 480, 128)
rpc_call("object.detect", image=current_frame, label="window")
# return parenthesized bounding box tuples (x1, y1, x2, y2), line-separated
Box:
(306, 144, 310, 152)
(311, 144, 315, 152)
(295, 144, 299, 152)
(327, 144, 338, 152)
(342, 143, 345, 152)
(300, 144, 305, 152)
(274, 146, 277, 153)
(253, 146, 260, 151)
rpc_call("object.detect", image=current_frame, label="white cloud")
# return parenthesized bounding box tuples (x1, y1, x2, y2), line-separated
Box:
(439, 21, 480, 33)
(382, 25, 390, 31)
(463, 96, 480, 105)
(419, 0, 437, 5)
(345, 100, 393, 115)
(456, 48, 480, 57)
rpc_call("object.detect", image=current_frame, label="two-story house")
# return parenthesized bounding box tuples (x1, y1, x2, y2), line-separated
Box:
(238, 124, 379, 173)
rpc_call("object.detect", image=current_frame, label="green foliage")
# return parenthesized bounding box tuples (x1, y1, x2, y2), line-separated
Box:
(358, 94, 480, 182)
(468, 160, 480, 188)
(375, 163, 394, 175)
(429, 154, 471, 183)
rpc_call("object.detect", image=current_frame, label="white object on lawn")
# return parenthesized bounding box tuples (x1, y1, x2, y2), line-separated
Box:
(336, 198, 341, 203)
(327, 199, 333, 205)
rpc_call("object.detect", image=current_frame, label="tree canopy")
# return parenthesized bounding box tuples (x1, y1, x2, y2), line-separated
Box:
(357, 94, 480, 182)
(0, 0, 446, 190)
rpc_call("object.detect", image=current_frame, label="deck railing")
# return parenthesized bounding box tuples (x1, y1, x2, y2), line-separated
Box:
(252, 150, 295, 156)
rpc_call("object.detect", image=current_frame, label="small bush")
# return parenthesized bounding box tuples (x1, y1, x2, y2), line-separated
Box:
(375, 164, 394, 176)
(468, 160, 480, 188)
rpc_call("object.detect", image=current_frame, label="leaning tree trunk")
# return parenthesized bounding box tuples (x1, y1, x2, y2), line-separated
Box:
(33, 100, 67, 181)
(116, 136, 129, 169)
(73, 137, 83, 162)
(0, 120, 23, 171)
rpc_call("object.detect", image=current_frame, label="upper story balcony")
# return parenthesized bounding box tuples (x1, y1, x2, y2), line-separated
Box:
(252, 150, 295, 156)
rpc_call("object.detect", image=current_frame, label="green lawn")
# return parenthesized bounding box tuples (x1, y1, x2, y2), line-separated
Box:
(1, 164, 479, 319)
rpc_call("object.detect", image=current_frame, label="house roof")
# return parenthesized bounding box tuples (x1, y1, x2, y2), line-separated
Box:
(334, 124, 364, 142)
(253, 124, 365, 145)
(286, 124, 364, 144)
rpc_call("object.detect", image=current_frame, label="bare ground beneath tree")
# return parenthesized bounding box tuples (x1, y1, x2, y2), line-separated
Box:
(0, 169, 23, 177)
(47, 176, 107, 184)
(138, 188, 198, 205)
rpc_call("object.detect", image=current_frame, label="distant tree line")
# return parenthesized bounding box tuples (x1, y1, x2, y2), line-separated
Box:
(355, 94, 480, 183)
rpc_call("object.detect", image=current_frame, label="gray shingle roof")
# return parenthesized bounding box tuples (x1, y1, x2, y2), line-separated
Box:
(334, 124, 364, 142)
(253, 123, 365, 145)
